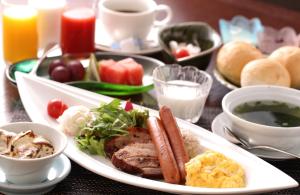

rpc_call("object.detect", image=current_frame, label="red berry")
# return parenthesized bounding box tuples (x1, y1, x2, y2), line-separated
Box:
(50, 66, 72, 83)
(48, 59, 66, 75)
(175, 49, 190, 59)
(67, 60, 85, 81)
(124, 101, 133, 111)
(47, 99, 68, 119)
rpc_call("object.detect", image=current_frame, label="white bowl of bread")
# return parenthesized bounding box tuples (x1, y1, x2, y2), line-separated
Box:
(216, 41, 300, 89)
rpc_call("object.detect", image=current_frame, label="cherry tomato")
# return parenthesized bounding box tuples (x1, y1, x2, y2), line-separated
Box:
(47, 99, 68, 119)
(175, 49, 190, 59)
(124, 100, 133, 111)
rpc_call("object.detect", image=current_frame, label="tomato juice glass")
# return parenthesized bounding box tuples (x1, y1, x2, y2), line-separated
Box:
(60, 2, 96, 55)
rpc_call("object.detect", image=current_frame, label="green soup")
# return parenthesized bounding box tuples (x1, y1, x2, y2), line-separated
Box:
(233, 100, 300, 127)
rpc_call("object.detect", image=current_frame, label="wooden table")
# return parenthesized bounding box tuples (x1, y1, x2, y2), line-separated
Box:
(1, 0, 300, 194)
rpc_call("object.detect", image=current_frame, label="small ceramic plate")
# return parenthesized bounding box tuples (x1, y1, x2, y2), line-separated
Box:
(95, 20, 162, 55)
(211, 112, 300, 160)
(0, 154, 71, 195)
(6, 52, 164, 96)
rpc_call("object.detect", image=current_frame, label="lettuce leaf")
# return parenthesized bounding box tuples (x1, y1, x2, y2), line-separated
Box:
(76, 99, 148, 156)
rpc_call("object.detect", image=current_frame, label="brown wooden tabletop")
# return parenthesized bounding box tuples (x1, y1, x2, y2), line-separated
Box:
(1, 0, 300, 194)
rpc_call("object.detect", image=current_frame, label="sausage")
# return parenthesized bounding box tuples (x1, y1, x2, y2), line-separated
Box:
(159, 106, 189, 182)
(146, 116, 181, 184)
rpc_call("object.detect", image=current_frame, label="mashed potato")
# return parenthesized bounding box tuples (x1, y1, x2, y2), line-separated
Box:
(185, 150, 245, 188)
(57, 105, 92, 136)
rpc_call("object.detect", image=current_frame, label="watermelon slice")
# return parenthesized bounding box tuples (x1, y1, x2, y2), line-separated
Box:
(98, 58, 144, 86)
(99, 59, 116, 82)
(117, 58, 143, 85)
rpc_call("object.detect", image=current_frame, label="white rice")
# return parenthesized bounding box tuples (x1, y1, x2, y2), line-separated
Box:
(181, 129, 205, 158)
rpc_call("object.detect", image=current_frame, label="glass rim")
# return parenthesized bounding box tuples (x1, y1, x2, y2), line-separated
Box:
(152, 64, 213, 88)
(1, 0, 28, 7)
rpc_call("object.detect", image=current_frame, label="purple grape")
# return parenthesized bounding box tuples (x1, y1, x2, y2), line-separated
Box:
(50, 66, 71, 83)
(48, 59, 66, 75)
(67, 60, 85, 81)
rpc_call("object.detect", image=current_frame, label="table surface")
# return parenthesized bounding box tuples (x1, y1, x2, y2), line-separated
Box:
(1, 0, 300, 194)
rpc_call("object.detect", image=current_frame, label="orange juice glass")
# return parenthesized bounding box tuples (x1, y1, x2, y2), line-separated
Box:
(2, 0, 38, 64)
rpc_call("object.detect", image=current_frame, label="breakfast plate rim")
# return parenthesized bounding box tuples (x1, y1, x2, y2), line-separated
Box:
(15, 72, 299, 194)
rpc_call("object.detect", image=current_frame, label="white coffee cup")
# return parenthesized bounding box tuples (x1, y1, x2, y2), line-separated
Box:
(98, 0, 172, 41)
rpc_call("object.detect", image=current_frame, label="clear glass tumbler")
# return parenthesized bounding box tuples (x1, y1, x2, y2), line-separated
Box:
(2, 0, 38, 64)
(28, 0, 66, 54)
(60, 0, 98, 55)
(153, 64, 213, 123)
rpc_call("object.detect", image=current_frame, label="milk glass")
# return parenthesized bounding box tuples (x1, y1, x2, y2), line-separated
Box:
(153, 64, 212, 123)
(2, 0, 38, 64)
(28, 0, 66, 54)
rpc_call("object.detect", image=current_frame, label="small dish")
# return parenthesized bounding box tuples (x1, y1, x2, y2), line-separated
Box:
(211, 113, 298, 160)
(219, 15, 264, 45)
(158, 22, 222, 69)
(95, 20, 161, 55)
(6, 59, 37, 85)
(0, 154, 71, 195)
(0, 122, 67, 184)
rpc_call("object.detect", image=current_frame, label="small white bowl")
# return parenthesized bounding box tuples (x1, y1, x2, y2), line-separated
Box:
(222, 85, 300, 150)
(0, 122, 67, 184)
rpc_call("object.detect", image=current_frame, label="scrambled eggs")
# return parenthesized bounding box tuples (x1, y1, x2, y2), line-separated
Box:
(185, 150, 245, 188)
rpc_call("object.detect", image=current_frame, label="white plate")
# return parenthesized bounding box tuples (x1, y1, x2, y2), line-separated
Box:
(15, 72, 298, 194)
(0, 154, 71, 195)
(95, 20, 161, 55)
(211, 112, 300, 160)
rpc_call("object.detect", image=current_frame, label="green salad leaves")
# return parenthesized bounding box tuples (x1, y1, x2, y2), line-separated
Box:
(76, 99, 149, 156)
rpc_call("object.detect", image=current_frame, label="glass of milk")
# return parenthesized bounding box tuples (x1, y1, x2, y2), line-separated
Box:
(153, 64, 212, 123)
(28, 0, 66, 55)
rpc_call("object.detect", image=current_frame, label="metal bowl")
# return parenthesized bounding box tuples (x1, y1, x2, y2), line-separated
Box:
(158, 22, 222, 70)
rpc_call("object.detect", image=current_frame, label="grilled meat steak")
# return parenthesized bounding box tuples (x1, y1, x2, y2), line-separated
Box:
(104, 127, 152, 158)
(111, 142, 162, 178)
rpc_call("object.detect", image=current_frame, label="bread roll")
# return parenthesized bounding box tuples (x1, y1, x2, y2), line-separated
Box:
(216, 41, 263, 85)
(269, 46, 300, 88)
(241, 58, 290, 87)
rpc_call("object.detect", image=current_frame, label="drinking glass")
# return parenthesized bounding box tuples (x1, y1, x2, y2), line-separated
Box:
(60, 0, 98, 55)
(2, 0, 38, 64)
(28, 0, 66, 55)
(153, 64, 213, 123)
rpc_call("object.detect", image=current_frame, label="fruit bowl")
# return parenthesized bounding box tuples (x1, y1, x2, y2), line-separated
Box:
(7, 51, 164, 96)
(158, 22, 222, 70)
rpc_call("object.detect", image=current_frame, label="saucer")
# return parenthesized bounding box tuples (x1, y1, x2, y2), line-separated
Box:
(211, 112, 300, 160)
(95, 20, 161, 55)
(0, 154, 71, 195)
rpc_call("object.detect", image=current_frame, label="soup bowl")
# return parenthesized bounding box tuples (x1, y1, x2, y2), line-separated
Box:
(0, 122, 67, 184)
(222, 85, 300, 150)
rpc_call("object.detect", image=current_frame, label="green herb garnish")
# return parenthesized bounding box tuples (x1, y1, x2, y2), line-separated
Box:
(76, 99, 148, 156)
